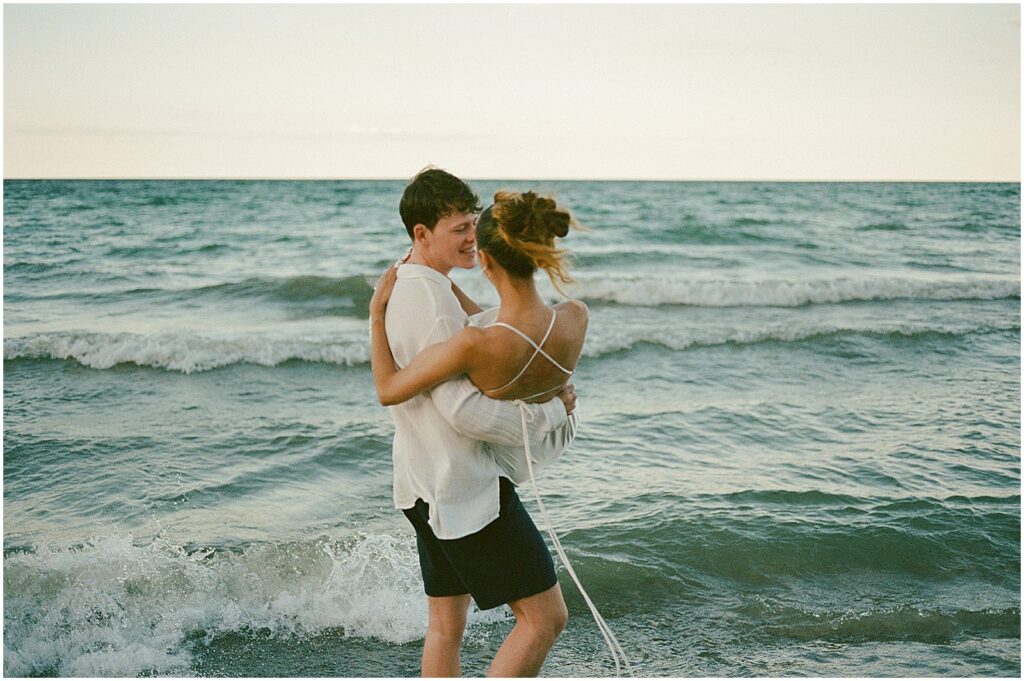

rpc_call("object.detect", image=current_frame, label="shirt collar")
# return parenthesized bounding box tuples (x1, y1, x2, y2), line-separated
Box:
(396, 263, 452, 286)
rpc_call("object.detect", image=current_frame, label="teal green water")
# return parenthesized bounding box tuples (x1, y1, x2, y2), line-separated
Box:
(3, 180, 1020, 676)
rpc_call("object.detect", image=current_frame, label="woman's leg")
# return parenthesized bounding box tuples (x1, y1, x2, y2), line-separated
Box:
(423, 593, 472, 677)
(486, 583, 568, 677)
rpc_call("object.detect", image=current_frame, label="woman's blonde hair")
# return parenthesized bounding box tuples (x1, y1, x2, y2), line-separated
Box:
(477, 191, 579, 294)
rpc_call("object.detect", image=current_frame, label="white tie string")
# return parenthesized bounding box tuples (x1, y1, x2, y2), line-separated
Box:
(514, 400, 634, 677)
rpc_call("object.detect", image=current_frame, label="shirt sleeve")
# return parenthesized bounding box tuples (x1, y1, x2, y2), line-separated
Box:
(423, 314, 569, 446)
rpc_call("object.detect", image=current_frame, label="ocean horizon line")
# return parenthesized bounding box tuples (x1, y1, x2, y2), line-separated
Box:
(3, 176, 1021, 184)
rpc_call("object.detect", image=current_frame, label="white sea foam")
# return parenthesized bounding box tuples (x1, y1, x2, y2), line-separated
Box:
(4, 330, 371, 373)
(571, 274, 1020, 308)
(580, 317, 1022, 358)
(2, 533, 509, 677)
(450, 269, 1020, 308)
(6, 306, 1019, 372)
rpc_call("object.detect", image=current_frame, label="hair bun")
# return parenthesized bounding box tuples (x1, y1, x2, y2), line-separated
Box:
(480, 190, 578, 294)
(497, 191, 571, 241)
(546, 211, 571, 238)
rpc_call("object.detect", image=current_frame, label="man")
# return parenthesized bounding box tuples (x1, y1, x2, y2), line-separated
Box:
(378, 167, 577, 677)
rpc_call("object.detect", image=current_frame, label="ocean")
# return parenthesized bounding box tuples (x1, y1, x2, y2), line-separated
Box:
(2, 179, 1020, 677)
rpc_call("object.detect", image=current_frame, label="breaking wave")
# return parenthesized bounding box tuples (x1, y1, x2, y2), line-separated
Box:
(572, 275, 1020, 308)
(2, 533, 508, 677)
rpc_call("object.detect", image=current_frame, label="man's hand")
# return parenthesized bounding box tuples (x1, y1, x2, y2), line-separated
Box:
(557, 383, 577, 415)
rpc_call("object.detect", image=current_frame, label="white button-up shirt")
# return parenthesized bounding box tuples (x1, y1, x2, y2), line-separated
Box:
(383, 263, 569, 539)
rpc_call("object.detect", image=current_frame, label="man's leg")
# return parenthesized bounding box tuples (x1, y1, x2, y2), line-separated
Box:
(486, 583, 568, 677)
(423, 593, 472, 677)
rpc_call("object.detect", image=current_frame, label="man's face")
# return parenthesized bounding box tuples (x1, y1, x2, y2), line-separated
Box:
(424, 211, 478, 272)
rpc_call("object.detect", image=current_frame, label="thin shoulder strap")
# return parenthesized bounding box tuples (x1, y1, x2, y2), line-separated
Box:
(485, 310, 568, 394)
(490, 308, 557, 353)
(491, 310, 573, 375)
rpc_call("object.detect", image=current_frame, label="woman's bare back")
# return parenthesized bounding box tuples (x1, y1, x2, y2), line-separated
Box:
(464, 299, 588, 403)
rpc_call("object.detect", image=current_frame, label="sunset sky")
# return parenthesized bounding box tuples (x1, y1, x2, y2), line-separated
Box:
(3, 2, 1020, 180)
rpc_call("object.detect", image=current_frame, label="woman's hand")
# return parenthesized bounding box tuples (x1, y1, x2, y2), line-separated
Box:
(370, 263, 399, 320)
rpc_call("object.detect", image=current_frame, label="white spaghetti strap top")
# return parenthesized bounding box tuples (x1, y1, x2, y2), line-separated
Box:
(483, 309, 575, 399)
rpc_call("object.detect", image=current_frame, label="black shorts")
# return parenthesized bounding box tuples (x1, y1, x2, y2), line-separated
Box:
(402, 476, 557, 610)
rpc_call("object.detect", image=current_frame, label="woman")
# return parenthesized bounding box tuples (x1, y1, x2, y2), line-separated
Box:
(370, 190, 587, 412)
(369, 190, 589, 677)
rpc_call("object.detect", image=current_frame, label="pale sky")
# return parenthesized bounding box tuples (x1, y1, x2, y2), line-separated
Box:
(3, 2, 1020, 180)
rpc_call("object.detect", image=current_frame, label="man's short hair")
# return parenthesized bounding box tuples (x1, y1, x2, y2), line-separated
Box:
(399, 167, 482, 239)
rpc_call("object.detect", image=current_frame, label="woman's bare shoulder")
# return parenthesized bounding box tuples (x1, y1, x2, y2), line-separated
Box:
(452, 324, 488, 349)
(451, 324, 499, 369)
(556, 298, 589, 324)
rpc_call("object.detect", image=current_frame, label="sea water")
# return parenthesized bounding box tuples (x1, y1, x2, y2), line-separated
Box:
(3, 179, 1020, 676)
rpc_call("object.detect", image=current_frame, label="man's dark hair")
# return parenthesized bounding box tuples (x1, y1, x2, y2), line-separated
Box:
(399, 167, 482, 239)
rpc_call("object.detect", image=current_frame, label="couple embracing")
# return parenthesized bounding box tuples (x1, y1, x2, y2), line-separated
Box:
(368, 167, 589, 677)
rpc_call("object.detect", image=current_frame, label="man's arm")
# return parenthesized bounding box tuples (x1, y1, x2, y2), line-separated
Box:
(430, 377, 569, 446)
(488, 405, 580, 484)
(450, 280, 484, 316)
